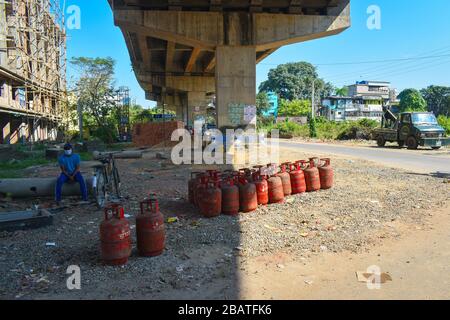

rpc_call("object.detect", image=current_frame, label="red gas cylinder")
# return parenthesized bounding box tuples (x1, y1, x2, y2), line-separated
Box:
(289, 162, 306, 195)
(239, 168, 254, 183)
(318, 158, 334, 190)
(194, 175, 208, 206)
(252, 172, 269, 205)
(198, 180, 222, 218)
(188, 172, 201, 205)
(238, 178, 258, 213)
(267, 168, 285, 204)
(100, 204, 131, 266)
(279, 163, 292, 196)
(220, 178, 240, 216)
(136, 198, 165, 257)
(304, 158, 321, 192)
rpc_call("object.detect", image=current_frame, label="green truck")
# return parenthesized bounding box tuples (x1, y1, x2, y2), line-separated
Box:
(372, 110, 449, 150)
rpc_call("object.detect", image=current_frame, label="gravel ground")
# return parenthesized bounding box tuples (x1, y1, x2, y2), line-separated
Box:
(0, 147, 448, 299)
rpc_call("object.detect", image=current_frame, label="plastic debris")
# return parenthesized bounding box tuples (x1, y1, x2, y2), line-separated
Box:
(167, 217, 179, 223)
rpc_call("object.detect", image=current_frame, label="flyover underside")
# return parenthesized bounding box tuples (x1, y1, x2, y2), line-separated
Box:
(109, 0, 351, 129)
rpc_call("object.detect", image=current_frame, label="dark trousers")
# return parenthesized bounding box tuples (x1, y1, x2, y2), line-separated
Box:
(55, 172, 88, 202)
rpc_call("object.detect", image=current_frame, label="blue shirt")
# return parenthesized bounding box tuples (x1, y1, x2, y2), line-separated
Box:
(58, 154, 81, 175)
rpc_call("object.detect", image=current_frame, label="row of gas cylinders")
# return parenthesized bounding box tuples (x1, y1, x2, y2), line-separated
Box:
(99, 198, 165, 266)
(189, 158, 334, 218)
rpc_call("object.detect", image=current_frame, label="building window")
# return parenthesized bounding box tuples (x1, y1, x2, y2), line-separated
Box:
(0, 80, 5, 97)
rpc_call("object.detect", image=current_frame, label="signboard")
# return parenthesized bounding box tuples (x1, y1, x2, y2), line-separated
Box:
(153, 114, 175, 119)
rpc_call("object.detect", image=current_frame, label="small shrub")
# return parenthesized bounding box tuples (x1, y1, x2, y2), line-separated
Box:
(437, 115, 450, 135)
(309, 118, 317, 138)
(337, 119, 378, 140)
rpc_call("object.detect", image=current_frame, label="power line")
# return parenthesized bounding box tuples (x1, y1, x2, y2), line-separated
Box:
(323, 46, 450, 80)
(259, 52, 450, 67)
(320, 45, 450, 85)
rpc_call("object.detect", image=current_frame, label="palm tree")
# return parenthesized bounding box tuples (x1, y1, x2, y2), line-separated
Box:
(335, 86, 349, 97)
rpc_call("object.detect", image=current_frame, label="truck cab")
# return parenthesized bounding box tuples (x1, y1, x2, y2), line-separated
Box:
(373, 111, 448, 150)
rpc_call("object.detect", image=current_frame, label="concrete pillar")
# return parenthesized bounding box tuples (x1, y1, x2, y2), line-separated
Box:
(174, 105, 184, 122)
(215, 46, 256, 130)
(2, 116, 10, 144)
(187, 91, 207, 126)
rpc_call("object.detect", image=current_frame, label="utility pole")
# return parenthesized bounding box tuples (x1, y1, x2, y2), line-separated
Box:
(311, 79, 316, 119)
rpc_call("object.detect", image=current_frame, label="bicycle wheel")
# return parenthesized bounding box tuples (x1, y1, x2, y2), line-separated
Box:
(112, 165, 121, 199)
(93, 167, 108, 208)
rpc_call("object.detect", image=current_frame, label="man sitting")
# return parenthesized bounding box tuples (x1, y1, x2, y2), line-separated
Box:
(56, 143, 88, 205)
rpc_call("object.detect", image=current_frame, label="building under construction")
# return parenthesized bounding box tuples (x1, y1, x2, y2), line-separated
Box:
(0, 0, 66, 144)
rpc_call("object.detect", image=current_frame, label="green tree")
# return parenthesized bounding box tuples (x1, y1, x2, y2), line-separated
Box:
(398, 89, 427, 113)
(437, 115, 450, 134)
(256, 92, 271, 117)
(70, 57, 118, 143)
(335, 86, 349, 96)
(259, 62, 334, 101)
(420, 85, 450, 116)
(278, 99, 311, 117)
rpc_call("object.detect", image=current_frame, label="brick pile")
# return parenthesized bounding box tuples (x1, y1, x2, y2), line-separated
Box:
(132, 121, 185, 147)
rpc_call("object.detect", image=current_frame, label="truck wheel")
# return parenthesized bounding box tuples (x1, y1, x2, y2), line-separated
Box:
(398, 141, 405, 148)
(406, 136, 419, 150)
(376, 136, 386, 147)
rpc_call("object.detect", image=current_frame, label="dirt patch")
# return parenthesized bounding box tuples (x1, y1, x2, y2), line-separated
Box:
(0, 146, 448, 299)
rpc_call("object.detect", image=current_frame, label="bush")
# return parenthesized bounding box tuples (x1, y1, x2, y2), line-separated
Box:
(275, 121, 305, 137)
(336, 119, 379, 140)
(437, 115, 450, 135)
(90, 124, 118, 143)
(309, 118, 317, 138)
(258, 118, 380, 140)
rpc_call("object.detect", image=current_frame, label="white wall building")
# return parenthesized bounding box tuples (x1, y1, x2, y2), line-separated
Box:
(321, 81, 395, 122)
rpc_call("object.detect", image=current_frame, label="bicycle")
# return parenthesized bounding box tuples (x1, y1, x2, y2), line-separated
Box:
(92, 152, 121, 208)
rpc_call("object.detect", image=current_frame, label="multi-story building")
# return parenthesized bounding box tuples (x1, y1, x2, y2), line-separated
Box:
(0, 0, 66, 144)
(262, 92, 279, 118)
(321, 81, 394, 122)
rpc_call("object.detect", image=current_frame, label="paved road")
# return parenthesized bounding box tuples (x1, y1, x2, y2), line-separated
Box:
(278, 140, 450, 176)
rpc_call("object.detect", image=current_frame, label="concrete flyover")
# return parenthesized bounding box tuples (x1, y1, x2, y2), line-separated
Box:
(108, 0, 351, 129)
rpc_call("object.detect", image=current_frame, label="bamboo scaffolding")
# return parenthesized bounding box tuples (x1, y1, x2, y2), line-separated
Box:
(0, 0, 67, 143)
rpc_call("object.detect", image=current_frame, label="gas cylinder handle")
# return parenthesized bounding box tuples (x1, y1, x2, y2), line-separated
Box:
(320, 158, 330, 167)
(296, 160, 307, 170)
(223, 178, 234, 187)
(104, 204, 121, 220)
(200, 176, 209, 185)
(140, 198, 159, 215)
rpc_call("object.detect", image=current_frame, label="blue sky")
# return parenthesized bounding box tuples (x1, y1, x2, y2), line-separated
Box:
(64, 0, 450, 107)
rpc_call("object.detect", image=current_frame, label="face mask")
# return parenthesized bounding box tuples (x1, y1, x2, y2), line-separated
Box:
(65, 150, 73, 156)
